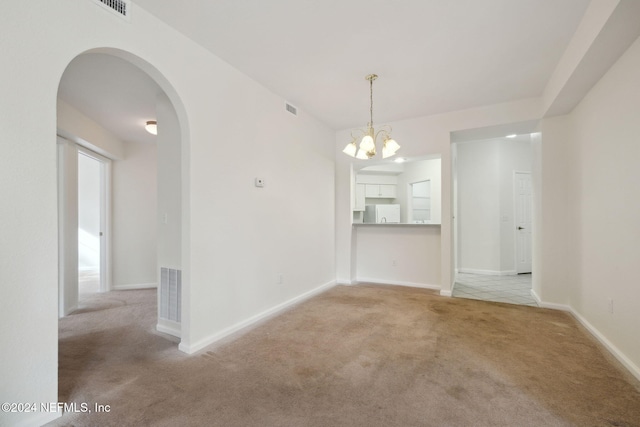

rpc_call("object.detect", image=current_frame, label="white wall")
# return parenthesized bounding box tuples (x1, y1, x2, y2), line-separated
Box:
(456, 139, 501, 272)
(541, 34, 640, 376)
(537, 117, 571, 304)
(356, 225, 441, 288)
(456, 137, 531, 274)
(112, 139, 158, 288)
(156, 94, 181, 270)
(1, 3, 335, 426)
(57, 99, 125, 160)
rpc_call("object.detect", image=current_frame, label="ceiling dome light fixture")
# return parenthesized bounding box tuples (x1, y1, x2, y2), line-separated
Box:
(343, 74, 400, 160)
(145, 120, 157, 135)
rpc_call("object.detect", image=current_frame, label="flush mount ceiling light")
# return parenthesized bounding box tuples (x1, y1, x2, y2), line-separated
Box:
(343, 74, 400, 160)
(145, 120, 157, 135)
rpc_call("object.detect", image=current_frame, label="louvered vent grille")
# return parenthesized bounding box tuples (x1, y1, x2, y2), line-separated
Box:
(285, 102, 298, 116)
(93, 0, 130, 18)
(160, 267, 181, 323)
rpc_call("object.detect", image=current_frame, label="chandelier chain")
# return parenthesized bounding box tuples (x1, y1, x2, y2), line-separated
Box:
(369, 76, 374, 129)
(342, 73, 399, 159)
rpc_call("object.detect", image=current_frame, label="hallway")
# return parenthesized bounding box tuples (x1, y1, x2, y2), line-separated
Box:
(453, 273, 537, 307)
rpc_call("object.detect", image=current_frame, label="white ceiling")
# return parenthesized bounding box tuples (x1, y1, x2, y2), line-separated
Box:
(133, 0, 590, 130)
(58, 0, 593, 145)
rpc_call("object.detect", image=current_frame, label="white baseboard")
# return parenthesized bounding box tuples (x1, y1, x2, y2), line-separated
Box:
(532, 289, 640, 382)
(356, 277, 440, 291)
(178, 280, 336, 354)
(113, 282, 157, 290)
(336, 279, 355, 285)
(440, 289, 453, 297)
(569, 308, 640, 382)
(157, 319, 181, 338)
(458, 268, 517, 276)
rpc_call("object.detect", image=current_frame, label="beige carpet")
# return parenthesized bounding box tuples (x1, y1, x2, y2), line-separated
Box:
(48, 285, 640, 426)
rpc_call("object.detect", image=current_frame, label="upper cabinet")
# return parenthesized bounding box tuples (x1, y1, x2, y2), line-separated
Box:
(352, 156, 441, 224)
(364, 183, 397, 198)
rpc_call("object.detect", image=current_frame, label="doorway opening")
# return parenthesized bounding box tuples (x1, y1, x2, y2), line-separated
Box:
(452, 132, 536, 306)
(78, 148, 110, 295)
(57, 48, 185, 332)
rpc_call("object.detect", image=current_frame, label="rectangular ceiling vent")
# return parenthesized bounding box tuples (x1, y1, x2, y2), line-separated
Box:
(285, 102, 298, 117)
(92, 0, 130, 19)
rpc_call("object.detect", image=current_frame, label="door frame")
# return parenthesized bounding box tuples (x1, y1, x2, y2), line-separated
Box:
(77, 146, 112, 293)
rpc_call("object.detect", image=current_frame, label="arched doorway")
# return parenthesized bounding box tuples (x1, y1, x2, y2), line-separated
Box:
(56, 47, 189, 398)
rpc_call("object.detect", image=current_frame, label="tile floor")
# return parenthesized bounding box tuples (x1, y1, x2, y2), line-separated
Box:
(453, 272, 538, 307)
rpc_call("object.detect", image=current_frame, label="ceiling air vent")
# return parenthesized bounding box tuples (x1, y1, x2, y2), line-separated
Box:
(92, 0, 130, 19)
(285, 102, 298, 117)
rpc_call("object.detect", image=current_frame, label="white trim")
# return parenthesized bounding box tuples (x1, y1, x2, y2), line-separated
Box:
(336, 279, 355, 285)
(531, 289, 571, 311)
(569, 309, 640, 382)
(112, 282, 157, 290)
(156, 319, 181, 338)
(355, 277, 440, 291)
(458, 268, 517, 276)
(440, 289, 453, 297)
(532, 289, 640, 381)
(178, 280, 336, 354)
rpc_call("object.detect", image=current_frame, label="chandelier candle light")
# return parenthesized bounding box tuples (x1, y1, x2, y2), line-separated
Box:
(343, 74, 400, 159)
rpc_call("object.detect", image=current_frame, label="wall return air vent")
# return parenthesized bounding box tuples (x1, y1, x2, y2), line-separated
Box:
(285, 102, 298, 116)
(92, 0, 130, 19)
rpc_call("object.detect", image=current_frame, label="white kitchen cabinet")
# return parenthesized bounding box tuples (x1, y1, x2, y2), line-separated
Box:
(365, 184, 396, 198)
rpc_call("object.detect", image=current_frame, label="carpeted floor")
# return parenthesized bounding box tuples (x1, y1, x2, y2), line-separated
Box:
(48, 284, 640, 426)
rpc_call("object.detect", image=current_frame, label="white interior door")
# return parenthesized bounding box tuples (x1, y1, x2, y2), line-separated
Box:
(78, 147, 111, 293)
(515, 172, 532, 273)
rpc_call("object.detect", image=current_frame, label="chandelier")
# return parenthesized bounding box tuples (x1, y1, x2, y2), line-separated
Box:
(343, 74, 400, 159)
